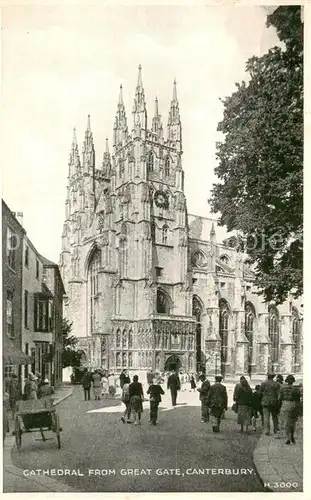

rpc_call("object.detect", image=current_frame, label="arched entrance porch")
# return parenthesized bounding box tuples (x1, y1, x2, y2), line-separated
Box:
(164, 354, 182, 372)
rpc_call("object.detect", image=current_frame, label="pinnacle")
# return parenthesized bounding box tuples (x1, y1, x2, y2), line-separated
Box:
(137, 64, 143, 88)
(86, 114, 91, 132)
(119, 84, 123, 105)
(173, 79, 178, 101)
(72, 127, 77, 147)
(105, 138, 109, 154)
(154, 97, 159, 117)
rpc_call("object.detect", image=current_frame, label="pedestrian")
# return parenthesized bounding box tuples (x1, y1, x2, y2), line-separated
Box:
(167, 370, 181, 406)
(81, 370, 92, 401)
(197, 374, 210, 423)
(38, 379, 55, 403)
(92, 370, 102, 400)
(120, 383, 131, 424)
(278, 374, 301, 444)
(251, 385, 263, 431)
(207, 375, 228, 433)
(190, 373, 197, 392)
(233, 376, 253, 433)
(147, 379, 165, 426)
(128, 375, 144, 425)
(146, 370, 154, 386)
(108, 372, 116, 397)
(120, 369, 127, 389)
(28, 374, 38, 400)
(8, 373, 21, 415)
(260, 373, 280, 436)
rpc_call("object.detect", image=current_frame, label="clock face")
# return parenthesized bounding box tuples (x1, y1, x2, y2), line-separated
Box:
(154, 190, 168, 208)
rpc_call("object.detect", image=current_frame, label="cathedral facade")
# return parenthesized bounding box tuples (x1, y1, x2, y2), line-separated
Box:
(59, 67, 303, 380)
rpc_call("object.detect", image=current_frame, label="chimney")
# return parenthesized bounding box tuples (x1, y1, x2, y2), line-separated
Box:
(16, 212, 24, 226)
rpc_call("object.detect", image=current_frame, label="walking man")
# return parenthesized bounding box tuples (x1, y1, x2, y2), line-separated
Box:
(207, 375, 228, 432)
(167, 370, 181, 407)
(197, 374, 211, 423)
(82, 370, 92, 401)
(147, 379, 165, 426)
(260, 373, 280, 435)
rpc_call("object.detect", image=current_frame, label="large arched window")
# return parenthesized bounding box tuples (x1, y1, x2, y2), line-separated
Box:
(245, 303, 255, 376)
(269, 306, 280, 369)
(88, 248, 101, 334)
(156, 289, 170, 314)
(193, 296, 203, 372)
(147, 151, 154, 172)
(219, 300, 229, 371)
(292, 308, 300, 370)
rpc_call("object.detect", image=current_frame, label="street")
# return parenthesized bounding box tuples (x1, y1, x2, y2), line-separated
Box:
(9, 386, 264, 492)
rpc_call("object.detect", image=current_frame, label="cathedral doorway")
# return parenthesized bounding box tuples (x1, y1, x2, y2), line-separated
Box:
(164, 355, 182, 372)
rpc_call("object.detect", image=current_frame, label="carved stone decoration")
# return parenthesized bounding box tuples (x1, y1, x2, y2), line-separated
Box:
(192, 250, 208, 268)
(97, 210, 105, 231)
(154, 190, 169, 209)
(175, 192, 185, 211)
(141, 183, 149, 202)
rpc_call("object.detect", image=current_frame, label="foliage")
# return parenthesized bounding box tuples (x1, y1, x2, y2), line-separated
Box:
(209, 6, 303, 304)
(62, 319, 83, 368)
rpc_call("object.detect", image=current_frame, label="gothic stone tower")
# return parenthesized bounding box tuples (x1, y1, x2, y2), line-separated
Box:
(60, 66, 196, 372)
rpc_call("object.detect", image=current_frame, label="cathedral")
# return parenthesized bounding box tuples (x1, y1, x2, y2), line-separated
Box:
(59, 66, 303, 380)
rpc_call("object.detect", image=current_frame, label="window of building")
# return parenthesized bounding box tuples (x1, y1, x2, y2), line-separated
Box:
(219, 300, 229, 368)
(7, 228, 17, 269)
(88, 248, 101, 334)
(34, 299, 49, 331)
(24, 290, 28, 328)
(4, 365, 17, 378)
(7, 290, 14, 337)
(25, 246, 29, 267)
(268, 306, 280, 369)
(156, 289, 170, 314)
(245, 303, 255, 376)
(128, 352, 133, 367)
(162, 225, 168, 244)
(24, 343, 29, 379)
(122, 329, 127, 348)
(292, 308, 300, 368)
(155, 267, 163, 277)
(36, 259, 39, 279)
(192, 278, 197, 285)
(147, 151, 154, 172)
(31, 348, 36, 374)
(164, 156, 170, 176)
(220, 255, 229, 265)
(116, 329, 121, 348)
(220, 282, 226, 288)
(128, 330, 133, 349)
(246, 285, 251, 292)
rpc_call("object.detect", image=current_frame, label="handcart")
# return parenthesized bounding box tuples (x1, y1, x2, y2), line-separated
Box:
(13, 399, 62, 451)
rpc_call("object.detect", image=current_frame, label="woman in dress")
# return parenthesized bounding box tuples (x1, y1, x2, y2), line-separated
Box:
(279, 374, 301, 444)
(92, 370, 102, 400)
(233, 376, 253, 433)
(128, 375, 144, 425)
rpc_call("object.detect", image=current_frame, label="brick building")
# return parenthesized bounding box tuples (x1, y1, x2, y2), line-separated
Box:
(59, 67, 303, 380)
(2, 201, 29, 385)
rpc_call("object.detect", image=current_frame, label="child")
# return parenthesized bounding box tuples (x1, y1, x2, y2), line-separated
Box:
(252, 384, 263, 431)
(147, 380, 165, 426)
(121, 383, 131, 423)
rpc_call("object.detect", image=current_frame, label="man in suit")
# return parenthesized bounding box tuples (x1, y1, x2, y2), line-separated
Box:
(167, 370, 181, 406)
(207, 375, 228, 432)
(197, 374, 211, 423)
(260, 373, 280, 435)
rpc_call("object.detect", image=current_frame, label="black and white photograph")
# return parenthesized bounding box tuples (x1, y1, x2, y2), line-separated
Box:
(2, 2, 304, 495)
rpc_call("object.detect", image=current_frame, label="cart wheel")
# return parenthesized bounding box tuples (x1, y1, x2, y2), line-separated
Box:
(15, 417, 22, 451)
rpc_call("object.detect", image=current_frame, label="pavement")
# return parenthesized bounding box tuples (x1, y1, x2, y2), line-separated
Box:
(3, 384, 74, 493)
(253, 418, 303, 493)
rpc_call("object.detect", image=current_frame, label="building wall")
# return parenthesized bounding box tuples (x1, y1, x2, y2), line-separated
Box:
(2, 201, 25, 385)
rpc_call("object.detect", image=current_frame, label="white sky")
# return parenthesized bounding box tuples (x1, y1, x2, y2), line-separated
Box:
(1, 5, 281, 262)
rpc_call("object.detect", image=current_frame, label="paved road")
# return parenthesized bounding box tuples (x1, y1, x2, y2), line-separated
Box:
(10, 386, 264, 492)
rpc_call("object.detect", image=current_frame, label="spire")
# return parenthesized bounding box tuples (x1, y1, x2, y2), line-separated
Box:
(119, 84, 123, 105)
(132, 65, 147, 130)
(68, 127, 81, 178)
(173, 78, 177, 101)
(102, 138, 111, 177)
(82, 115, 95, 172)
(152, 97, 162, 135)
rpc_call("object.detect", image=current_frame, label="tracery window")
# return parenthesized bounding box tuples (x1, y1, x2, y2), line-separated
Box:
(219, 300, 229, 366)
(245, 303, 255, 375)
(116, 329, 121, 348)
(88, 248, 101, 334)
(164, 156, 170, 176)
(147, 151, 154, 172)
(269, 306, 280, 368)
(156, 289, 170, 314)
(128, 330, 133, 349)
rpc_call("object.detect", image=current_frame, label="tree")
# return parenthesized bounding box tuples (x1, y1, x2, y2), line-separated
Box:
(61, 319, 83, 368)
(209, 6, 303, 304)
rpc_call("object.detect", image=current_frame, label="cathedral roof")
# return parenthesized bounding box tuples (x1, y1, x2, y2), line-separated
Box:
(188, 214, 237, 243)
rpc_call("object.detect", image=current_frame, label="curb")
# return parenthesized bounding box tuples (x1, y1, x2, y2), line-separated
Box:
(4, 388, 75, 493)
